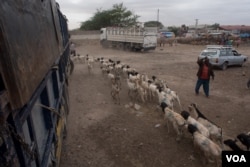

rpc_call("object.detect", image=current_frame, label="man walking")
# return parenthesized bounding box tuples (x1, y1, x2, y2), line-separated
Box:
(195, 57, 214, 97)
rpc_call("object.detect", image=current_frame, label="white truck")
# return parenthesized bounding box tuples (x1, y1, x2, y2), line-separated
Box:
(100, 27, 158, 51)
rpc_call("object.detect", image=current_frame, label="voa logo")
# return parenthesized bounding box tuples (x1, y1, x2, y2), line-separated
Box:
(226, 155, 247, 163)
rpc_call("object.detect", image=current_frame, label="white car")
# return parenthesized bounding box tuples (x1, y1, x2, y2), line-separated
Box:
(198, 45, 248, 70)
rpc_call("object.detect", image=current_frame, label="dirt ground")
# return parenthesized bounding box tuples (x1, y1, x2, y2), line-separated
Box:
(60, 39, 250, 167)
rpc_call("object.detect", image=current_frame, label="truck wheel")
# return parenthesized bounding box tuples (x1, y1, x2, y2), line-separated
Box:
(125, 44, 131, 51)
(118, 43, 124, 50)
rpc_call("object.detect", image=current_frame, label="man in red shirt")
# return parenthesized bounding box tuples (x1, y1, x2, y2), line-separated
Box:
(195, 57, 214, 97)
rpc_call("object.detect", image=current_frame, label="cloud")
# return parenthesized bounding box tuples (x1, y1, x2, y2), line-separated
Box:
(56, 0, 250, 30)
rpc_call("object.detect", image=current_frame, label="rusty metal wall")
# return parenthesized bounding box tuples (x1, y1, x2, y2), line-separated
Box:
(0, 0, 62, 110)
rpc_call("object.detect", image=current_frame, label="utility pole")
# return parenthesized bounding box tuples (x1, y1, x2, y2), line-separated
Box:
(195, 19, 198, 36)
(157, 9, 159, 32)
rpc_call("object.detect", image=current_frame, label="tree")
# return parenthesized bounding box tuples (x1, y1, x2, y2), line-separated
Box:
(167, 26, 179, 36)
(210, 23, 220, 29)
(144, 21, 164, 28)
(80, 3, 139, 30)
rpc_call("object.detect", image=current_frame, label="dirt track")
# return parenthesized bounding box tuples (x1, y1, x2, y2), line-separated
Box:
(60, 39, 250, 167)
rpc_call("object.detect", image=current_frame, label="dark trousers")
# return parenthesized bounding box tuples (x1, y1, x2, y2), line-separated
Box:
(195, 78, 210, 96)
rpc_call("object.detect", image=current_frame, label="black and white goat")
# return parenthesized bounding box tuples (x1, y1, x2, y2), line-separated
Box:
(188, 124, 222, 167)
(181, 110, 210, 138)
(157, 87, 175, 110)
(160, 102, 186, 141)
(188, 103, 223, 146)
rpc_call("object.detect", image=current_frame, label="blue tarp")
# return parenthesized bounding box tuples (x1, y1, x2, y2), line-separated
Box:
(240, 33, 250, 38)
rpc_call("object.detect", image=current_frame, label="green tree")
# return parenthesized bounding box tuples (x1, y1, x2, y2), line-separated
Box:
(210, 23, 220, 29)
(167, 26, 179, 36)
(144, 21, 164, 28)
(80, 3, 139, 30)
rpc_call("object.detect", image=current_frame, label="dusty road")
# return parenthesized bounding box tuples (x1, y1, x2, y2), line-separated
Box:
(60, 39, 250, 167)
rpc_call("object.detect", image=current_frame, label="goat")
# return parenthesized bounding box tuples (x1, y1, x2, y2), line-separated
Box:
(223, 139, 244, 151)
(187, 124, 221, 167)
(160, 102, 186, 141)
(237, 133, 250, 150)
(188, 103, 223, 146)
(181, 110, 210, 138)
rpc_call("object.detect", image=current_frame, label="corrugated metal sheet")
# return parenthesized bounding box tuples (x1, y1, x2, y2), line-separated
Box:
(0, 0, 62, 110)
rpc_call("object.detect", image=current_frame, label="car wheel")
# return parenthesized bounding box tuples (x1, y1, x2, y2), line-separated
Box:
(221, 62, 228, 70)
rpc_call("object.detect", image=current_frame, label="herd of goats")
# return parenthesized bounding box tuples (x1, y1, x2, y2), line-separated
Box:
(71, 53, 250, 167)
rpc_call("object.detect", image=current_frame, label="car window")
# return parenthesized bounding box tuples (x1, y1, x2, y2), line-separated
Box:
(227, 50, 234, 56)
(220, 50, 227, 56)
(201, 50, 217, 57)
(232, 50, 240, 56)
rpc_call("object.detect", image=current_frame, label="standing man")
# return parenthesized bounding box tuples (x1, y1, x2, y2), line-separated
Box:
(195, 57, 214, 97)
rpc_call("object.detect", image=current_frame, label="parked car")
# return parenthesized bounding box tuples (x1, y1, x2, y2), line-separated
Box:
(198, 45, 248, 70)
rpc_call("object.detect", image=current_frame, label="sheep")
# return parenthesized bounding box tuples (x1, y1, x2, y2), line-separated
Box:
(127, 71, 140, 83)
(237, 133, 250, 150)
(160, 102, 186, 141)
(100, 66, 108, 75)
(187, 124, 222, 167)
(126, 78, 146, 103)
(147, 80, 159, 101)
(86, 54, 95, 66)
(181, 110, 210, 138)
(86, 58, 93, 74)
(77, 54, 86, 63)
(107, 70, 115, 80)
(111, 79, 121, 104)
(161, 80, 182, 110)
(188, 103, 223, 146)
(157, 87, 174, 110)
(223, 139, 244, 151)
(137, 75, 150, 102)
(126, 78, 139, 102)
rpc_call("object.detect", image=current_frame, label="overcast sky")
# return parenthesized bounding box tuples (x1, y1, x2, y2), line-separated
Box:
(56, 0, 250, 30)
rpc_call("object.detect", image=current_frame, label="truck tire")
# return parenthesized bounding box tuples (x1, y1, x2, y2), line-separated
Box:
(125, 44, 131, 51)
(118, 43, 124, 50)
(101, 40, 108, 48)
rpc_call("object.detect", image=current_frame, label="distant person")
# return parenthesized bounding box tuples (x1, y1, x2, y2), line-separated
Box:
(70, 41, 76, 56)
(236, 38, 241, 48)
(195, 57, 214, 97)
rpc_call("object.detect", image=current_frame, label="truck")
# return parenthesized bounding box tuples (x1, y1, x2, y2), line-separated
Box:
(0, 0, 71, 166)
(100, 26, 158, 51)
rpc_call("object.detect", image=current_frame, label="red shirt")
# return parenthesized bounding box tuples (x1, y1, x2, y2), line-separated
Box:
(200, 65, 209, 79)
